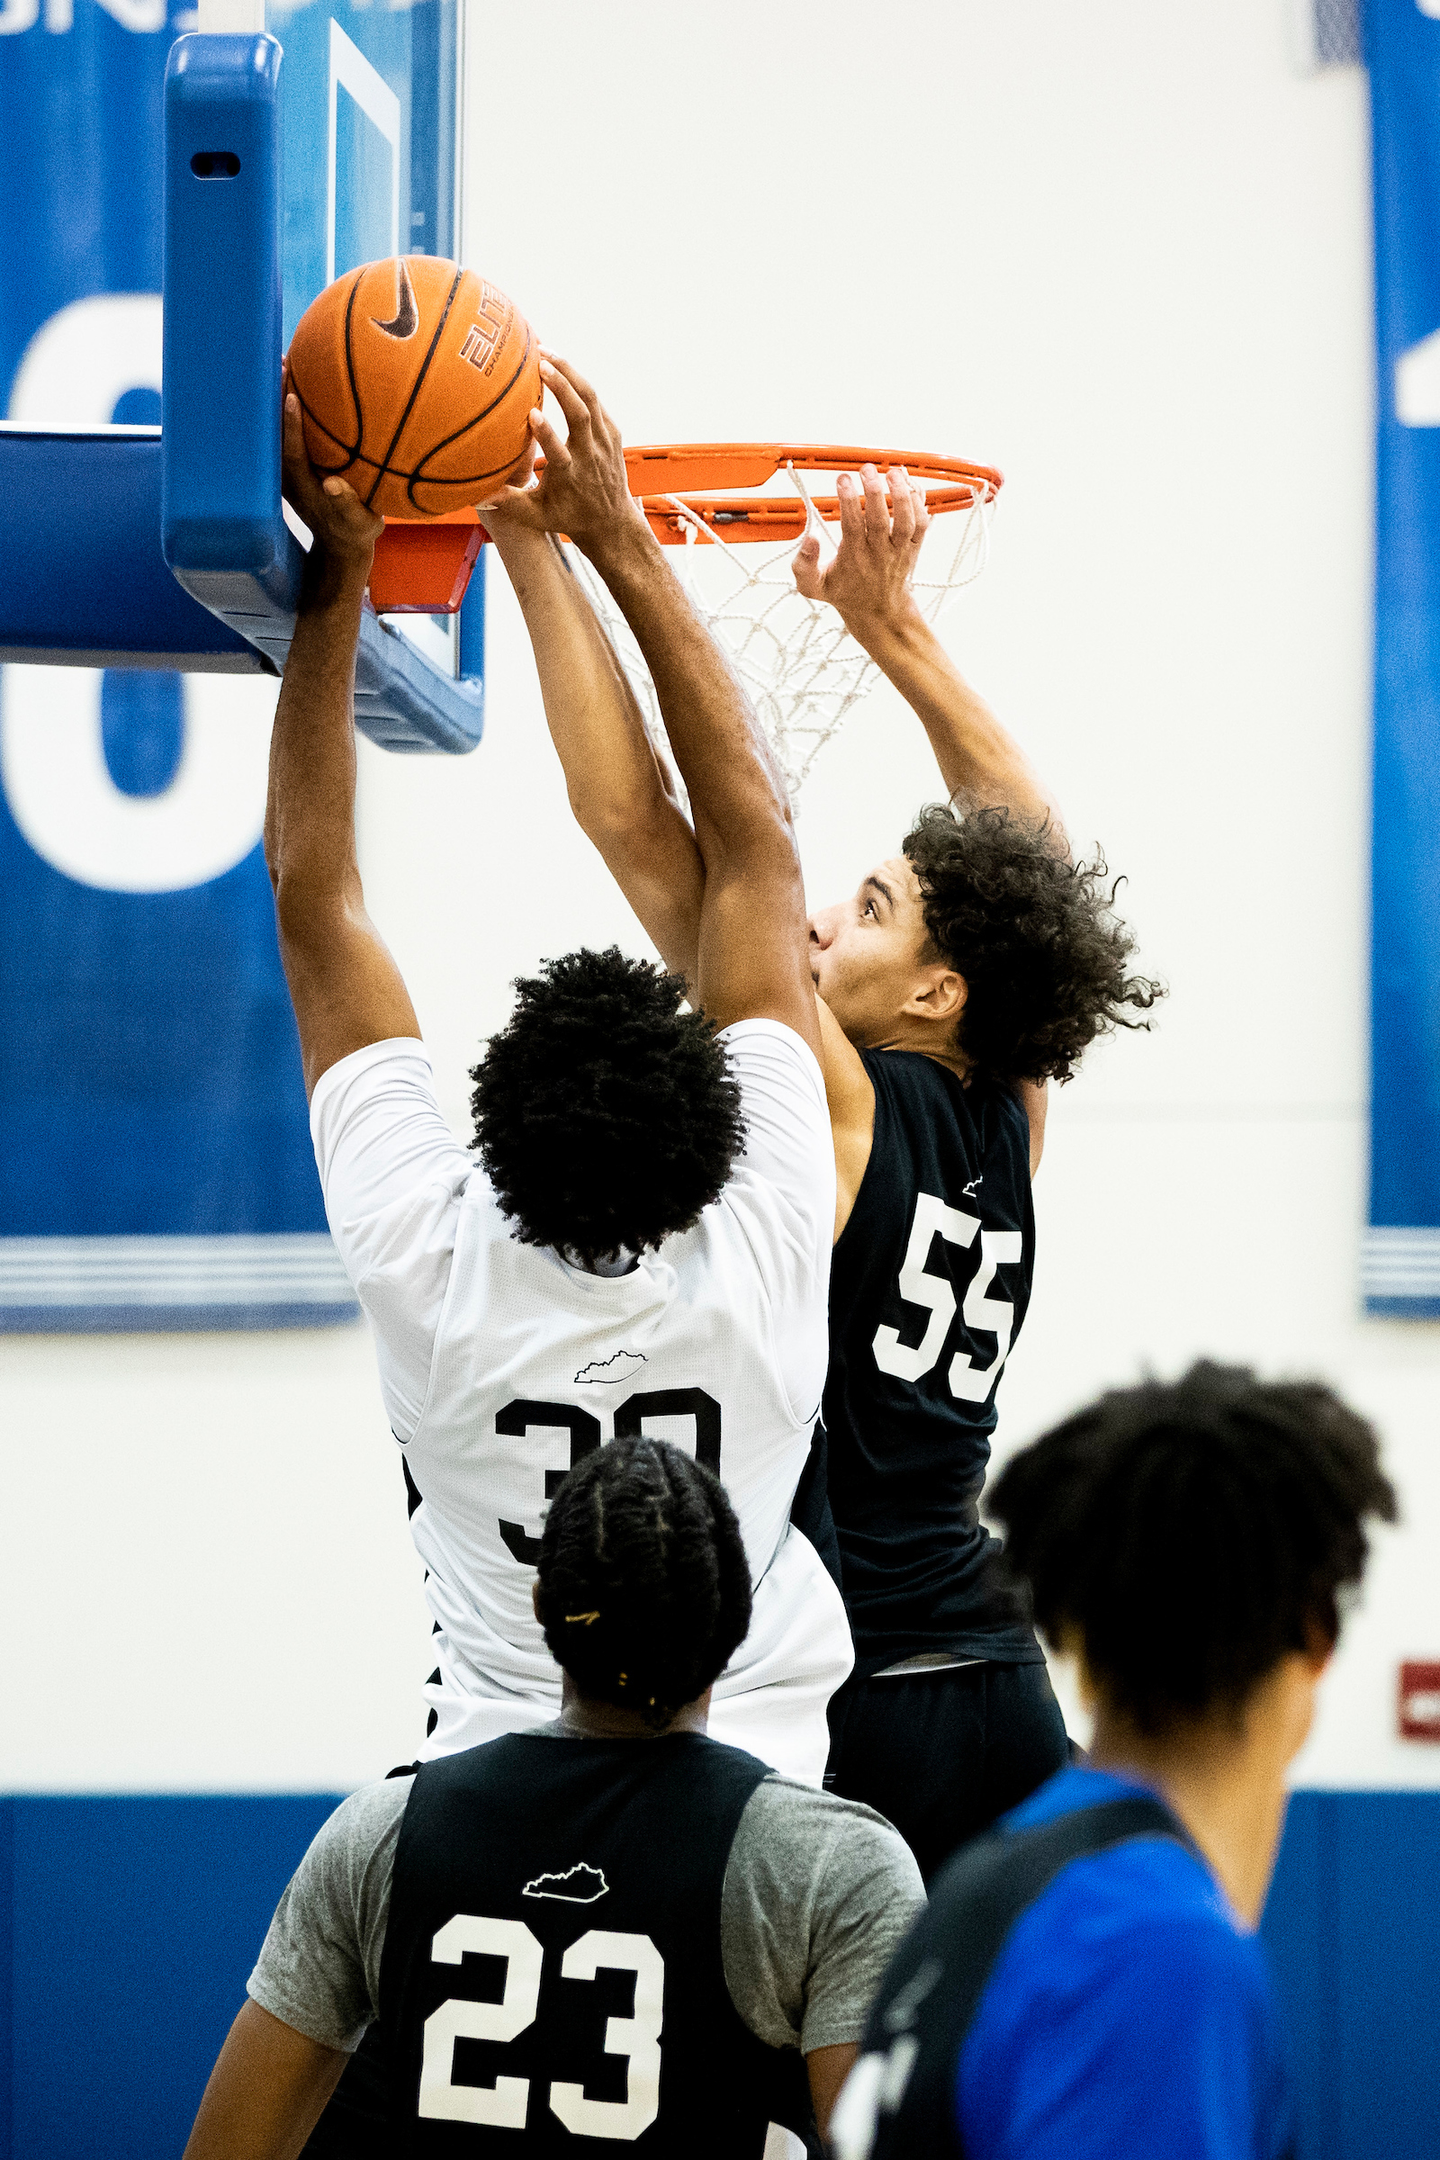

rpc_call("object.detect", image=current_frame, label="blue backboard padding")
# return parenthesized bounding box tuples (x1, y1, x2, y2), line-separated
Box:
(2, 1795, 340, 2160)
(158, 24, 483, 751)
(163, 36, 287, 581)
(0, 434, 258, 665)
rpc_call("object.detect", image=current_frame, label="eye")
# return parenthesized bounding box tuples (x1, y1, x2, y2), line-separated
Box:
(862, 897, 877, 920)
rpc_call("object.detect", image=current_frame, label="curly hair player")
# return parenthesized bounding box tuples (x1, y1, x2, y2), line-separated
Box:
(480, 453, 1162, 1878)
(183, 1439, 924, 2159)
(833, 1360, 1397, 2160)
(264, 358, 851, 1790)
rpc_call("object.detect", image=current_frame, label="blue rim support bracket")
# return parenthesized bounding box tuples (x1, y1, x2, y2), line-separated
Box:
(161, 32, 484, 754)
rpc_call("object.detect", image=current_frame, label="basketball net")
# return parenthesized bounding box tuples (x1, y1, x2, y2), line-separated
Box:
(563, 461, 995, 804)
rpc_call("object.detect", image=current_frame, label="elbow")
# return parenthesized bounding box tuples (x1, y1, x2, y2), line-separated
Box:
(270, 868, 356, 955)
(573, 787, 680, 861)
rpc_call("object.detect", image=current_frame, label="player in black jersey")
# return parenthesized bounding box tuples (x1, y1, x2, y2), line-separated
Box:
(184, 1438, 922, 2160)
(480, 451, 1161, 1881)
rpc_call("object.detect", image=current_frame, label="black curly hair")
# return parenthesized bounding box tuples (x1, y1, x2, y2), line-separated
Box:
(903, 803, 1163, 1085)
(470, 947, 745, 1268)
(535, 1437, 754, 1729)
(989, 1360, 1398, 1736)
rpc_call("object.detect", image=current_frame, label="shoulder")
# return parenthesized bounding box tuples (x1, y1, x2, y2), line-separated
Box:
(961, 1839, 1283, 2153)
(310, 1035, 438, 1126)
(718, 1015, 828, 1108)
(302, 1777, 413, 1890)
(309, 1035, 473, 1194)
(732, 1774, 924, 1907)
(720, 1775, 925, 2057)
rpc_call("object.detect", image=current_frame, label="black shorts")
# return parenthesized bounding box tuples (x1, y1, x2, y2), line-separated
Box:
(825, 1659, 1069, 1883)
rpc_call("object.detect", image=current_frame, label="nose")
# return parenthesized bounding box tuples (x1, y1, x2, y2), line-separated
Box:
(808, 906, 837, 949)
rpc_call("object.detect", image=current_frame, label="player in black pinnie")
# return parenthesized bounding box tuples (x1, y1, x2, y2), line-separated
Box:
(182, 1438, 923, 2160)
(480, 457, 1163, 1881)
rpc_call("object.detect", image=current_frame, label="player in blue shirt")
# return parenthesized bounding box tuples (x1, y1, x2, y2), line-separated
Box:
(833, 1358, 1398, 2159)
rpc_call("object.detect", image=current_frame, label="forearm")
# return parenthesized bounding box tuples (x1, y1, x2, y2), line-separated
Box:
(490, 525, 673, 843)
(585, 523, 794, 872)
(851, 606, 1063, 837)
(489, 524, 705, 978)
(263, 555, 368, 924)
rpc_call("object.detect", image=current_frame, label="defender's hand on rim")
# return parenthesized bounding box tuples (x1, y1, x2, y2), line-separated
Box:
(281, 381, 384, 593)
(791, 461, 931, 631)
(476, 353, 648, 563)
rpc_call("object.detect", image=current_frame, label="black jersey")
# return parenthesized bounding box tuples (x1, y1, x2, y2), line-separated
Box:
(378, 1732, 795, 2156)
(823, 1050, 1041, 1677)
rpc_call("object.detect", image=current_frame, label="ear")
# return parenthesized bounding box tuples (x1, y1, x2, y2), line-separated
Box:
(531, 1581, 543, 1624)
(904, 963, 968, 1027)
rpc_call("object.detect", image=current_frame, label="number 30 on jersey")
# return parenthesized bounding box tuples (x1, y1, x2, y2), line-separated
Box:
(871, 1192, 1021, 1405)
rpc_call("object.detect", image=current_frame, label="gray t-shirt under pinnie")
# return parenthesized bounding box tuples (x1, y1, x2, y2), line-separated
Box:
(248, 1734, 924, 2059)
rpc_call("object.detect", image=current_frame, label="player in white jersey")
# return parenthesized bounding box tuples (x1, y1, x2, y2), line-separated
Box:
(266, 362, 851, 1786)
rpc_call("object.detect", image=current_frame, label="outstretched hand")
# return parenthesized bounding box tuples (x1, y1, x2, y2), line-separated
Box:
(791, 462, 930, 633)
(281, 378, 384, 594)
(476, 353, 647, 565)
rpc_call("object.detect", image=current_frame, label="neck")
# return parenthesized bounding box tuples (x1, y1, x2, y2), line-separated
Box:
(1086, 1658, 1315, 1926)
(866, 1021, 970, 1080)
(556, 1679, 711, 1741)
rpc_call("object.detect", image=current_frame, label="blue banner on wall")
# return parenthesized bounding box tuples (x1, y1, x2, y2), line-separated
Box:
(1366, 0, 1440, 1316)
(0, 0, 355, 1329)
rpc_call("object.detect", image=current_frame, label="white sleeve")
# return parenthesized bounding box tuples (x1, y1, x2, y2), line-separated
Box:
(717, 1020, 835, 1422)
(310, 1040, 476, 1442)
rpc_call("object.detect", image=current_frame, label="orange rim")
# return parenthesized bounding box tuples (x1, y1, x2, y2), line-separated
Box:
(383, 443, 1002, 544)
(619, 443, 1002, 544)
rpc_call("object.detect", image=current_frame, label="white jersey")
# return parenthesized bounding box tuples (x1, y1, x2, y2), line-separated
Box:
(311, 1020, 852, 1784)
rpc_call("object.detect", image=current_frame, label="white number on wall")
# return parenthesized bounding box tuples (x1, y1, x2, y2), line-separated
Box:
(0, 667, 273, 893)
(872, 1191, 1020, 1406)
(1, 293, 275, 895)
(419, 1915, 666, 2140)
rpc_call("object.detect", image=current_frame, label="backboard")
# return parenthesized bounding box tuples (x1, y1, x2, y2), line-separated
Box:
(265, 0, 473, 678)
(265, 0, 461, 351)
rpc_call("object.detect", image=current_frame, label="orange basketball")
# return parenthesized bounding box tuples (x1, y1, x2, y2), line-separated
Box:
(285, 256, 540, 518)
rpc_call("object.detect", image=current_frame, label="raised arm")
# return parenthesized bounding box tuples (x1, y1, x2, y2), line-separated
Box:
(264, 391, 419, 1097)
(795, 464, 1059, 1174)
(487, 357, 819, 1059)
(480, 509, 703, 982)
(793, 464, 1065, 840)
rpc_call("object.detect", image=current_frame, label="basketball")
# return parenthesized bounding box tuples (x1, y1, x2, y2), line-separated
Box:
(285, 255, 540, 518)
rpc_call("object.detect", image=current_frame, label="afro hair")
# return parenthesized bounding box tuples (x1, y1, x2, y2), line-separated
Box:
(471, 946, 745, 1267)
(904, 803, 1164, 1086)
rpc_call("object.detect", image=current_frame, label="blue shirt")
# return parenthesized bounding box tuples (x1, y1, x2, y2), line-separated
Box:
(955, 1766, 1293, 2160)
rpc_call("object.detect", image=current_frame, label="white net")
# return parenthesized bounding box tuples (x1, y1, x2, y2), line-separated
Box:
(565, 461, 996, 804)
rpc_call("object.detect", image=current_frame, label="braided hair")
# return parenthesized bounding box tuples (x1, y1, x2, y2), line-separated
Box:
(535, 1437, 753, 1731)
(989, 1359, 1397, 1736)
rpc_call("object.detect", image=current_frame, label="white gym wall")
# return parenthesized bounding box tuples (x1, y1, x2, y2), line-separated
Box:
(4, 0, 1428, 1793)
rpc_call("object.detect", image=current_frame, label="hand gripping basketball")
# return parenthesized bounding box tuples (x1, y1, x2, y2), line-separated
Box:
(281, 383, 384, 589)
(480, 355, 649, 563)
(791, 461, 931, 633)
